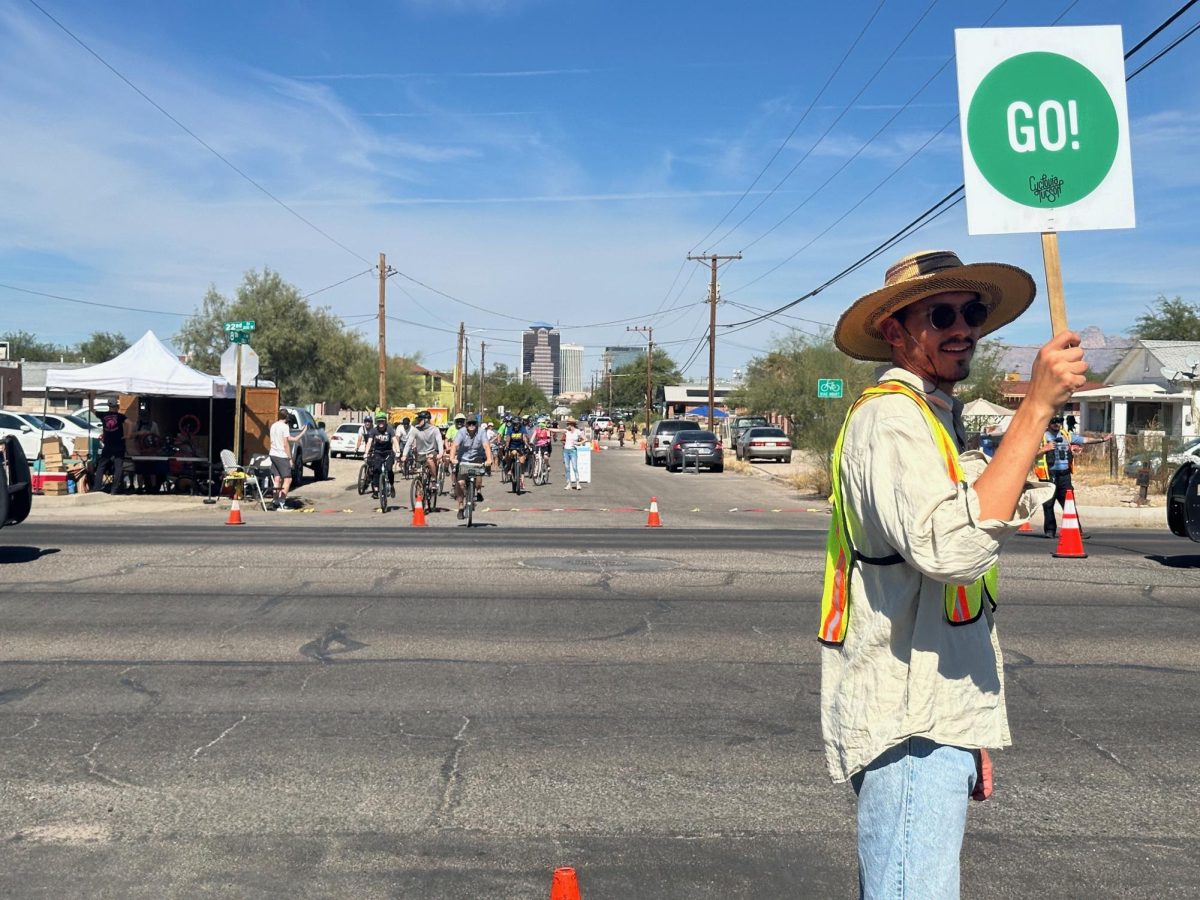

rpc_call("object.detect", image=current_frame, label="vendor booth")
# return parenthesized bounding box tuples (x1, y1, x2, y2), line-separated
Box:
(43, 331, 278, 497)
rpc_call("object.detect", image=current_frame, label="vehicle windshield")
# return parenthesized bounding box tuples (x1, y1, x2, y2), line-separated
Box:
(336, 424, 361, 434)
(682, 431, 717, 442)
(21, 414, 51, 428)
(747, 428, 787, 438)
(62, 414, 96, 429)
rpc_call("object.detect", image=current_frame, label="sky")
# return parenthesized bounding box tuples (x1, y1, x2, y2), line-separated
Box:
(1, 0, 1197, 385)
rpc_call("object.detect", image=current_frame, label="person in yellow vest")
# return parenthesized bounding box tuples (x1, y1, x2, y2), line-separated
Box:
(821, 250, 1086, 898)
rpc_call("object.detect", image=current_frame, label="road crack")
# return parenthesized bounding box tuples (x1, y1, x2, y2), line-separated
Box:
(191, 715, 248, 761)
(430, 715, 472, 829)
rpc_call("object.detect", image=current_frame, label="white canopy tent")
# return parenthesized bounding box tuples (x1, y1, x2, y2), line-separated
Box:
(44, 331, 234, 398)
(44, 331, 233, 500)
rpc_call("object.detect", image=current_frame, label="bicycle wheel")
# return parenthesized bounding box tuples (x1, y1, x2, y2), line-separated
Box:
(427, 472, 439, 513)
(357, 462, 369, 495)
(464, 474, 474, 526)
(409, 475, 421, 512)
(379, 468, 389, 513)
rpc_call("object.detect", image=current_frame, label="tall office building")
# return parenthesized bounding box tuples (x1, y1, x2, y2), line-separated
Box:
(522, 323, 561, 398)
(602, 345, 645, 372)
(559, 343, 584, 395)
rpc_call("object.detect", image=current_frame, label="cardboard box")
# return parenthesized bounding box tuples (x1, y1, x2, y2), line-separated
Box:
(42, 481, 69, 495)
(31, 472, 67, 491)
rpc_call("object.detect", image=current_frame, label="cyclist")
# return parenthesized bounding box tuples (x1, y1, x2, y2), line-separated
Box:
(355, 412, 376, 457)
(503, 416, 530, 484)
(450, 416, 494, 519)
(396, 416, 412, 445)
(532, 418, 552, 478)
(401, 410, 444, 485)
(364, 412, 398, 498)
(446, 413, 466, 442)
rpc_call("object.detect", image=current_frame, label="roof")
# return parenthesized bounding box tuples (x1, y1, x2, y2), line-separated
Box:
(44, 331, 235, 399)
(15, 361, 91, 392)
(662, 383, 737, 403)
(1073, 382, 1194, 401)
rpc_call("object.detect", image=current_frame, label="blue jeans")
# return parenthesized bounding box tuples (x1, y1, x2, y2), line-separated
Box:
(850, 737, 978, 900)
(562, 447, 579, 483)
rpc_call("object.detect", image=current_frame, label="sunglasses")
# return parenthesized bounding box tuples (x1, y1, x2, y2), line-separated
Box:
(920, 299, 990, 331)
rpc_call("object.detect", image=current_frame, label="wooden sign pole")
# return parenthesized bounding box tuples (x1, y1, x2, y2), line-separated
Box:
(1040, 230, 1069, 335)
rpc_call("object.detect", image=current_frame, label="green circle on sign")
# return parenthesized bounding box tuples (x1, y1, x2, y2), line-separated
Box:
(967, 51, 1118, 207)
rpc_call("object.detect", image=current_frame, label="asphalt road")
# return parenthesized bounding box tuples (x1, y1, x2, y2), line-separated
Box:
(3, 447, 1198, 898)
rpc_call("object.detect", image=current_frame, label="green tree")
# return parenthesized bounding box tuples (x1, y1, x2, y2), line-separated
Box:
(1, 330, 65, 361)
(76, 331, 129, 363)
(729, 332, 875, 493)
(606, 348, 682, 419)
(1131, 296, 1200, 341)
(494, 378, 549, 415)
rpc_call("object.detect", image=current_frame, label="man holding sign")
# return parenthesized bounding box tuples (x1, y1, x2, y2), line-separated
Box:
(819, 250, 1087, 897)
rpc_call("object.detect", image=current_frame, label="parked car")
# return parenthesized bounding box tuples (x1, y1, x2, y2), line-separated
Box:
(330, 422, 367, 458)
(736, 426, 793, 462)
(591, 416, 614, 436)
(280, 406, 331, 484)
(1124, 436, 1200, 477)
(665, 430, 724, 472)
(1, 435, 33, 528)
(729, 414, 770, 448)
(645, 419, 701, 466)
(40, 413, 101, 442)
(0, 411, 74, 459)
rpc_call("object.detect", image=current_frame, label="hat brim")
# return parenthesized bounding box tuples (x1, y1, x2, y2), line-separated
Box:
(834, 262, 1036, 362)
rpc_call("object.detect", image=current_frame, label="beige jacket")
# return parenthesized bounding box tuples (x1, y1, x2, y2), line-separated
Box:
(820, 367, 1053, 783)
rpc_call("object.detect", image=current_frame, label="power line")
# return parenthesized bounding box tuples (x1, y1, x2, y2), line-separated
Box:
(0, 282, 192, 318)
(302, 268, 375, 300)
(718, 0, 1197, 332)
(687, 0, 888, 254)
(25, 0, 374, 267)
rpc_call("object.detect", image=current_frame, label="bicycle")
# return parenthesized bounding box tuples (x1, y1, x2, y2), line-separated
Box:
(357, 461, 370, 495)
(401, 453, 417, 480)
(458, 462, 487, 527)
(505, 449, 525, 494)
(436, 454, 451, 496)
(532, 448, 550, 485)
(375, 461, 392, 513)
(409, 454, 439, 514)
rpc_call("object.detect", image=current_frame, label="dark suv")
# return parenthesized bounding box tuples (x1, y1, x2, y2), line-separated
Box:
(645, 419, 701, 466)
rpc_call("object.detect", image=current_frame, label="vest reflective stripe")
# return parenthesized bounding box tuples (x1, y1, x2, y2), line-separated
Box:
(818, 381, 999, 645)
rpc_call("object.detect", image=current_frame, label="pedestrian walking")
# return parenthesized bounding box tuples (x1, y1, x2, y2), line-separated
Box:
(561, 419, 582, 490)
(1039, 415, 1086, 538)
(268, 408, 306, 509)
(820, 250, 1085, 898)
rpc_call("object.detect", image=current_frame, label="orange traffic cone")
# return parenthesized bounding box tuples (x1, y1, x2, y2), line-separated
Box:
(1018, 519, 1033, 534)
(549, 867, 581, 900)
(1052, 489, 1087, 558)
(411, 493, 428, 527)
(591, 438, 601, 452)
(225, 497, 245, 526)
(645, 496, 662, 528)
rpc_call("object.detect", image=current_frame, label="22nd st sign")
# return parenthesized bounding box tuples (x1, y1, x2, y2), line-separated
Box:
(955, 25, 1135, 236)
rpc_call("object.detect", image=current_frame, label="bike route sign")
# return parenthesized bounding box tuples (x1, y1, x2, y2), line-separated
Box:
(817, 378, 844, 400)
(955, 26, 1134, 235)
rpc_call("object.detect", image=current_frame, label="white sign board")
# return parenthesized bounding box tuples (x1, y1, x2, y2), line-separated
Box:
(220, 344, 260, 384)
(955, 26, 1134, 235)
(575, 445, 592, 483)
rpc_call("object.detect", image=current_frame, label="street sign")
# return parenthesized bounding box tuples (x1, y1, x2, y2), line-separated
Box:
(817, 378, 844, 399)
(228, 331, 250, 345)
(223, 320, 256, 332)
(955, 26, 1134, 235)
(220, 344, 260, 384)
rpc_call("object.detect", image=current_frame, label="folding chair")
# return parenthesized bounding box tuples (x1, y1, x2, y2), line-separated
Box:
(220, 449, 268, 511)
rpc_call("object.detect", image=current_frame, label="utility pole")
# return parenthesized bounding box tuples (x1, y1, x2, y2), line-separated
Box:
(688, 252, 741, 432)
(455, 322, 465, 412)
(627, 325, 653, 431)
(377, 252, 387, 411)
(478, 341, 486, 420)
(604, 355, 612, 411)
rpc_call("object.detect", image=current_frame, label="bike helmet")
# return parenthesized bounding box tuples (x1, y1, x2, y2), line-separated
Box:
(375, 411, 388, 422)
(416, 410, 431, 422)
(401, 417, 411, 426)
(454, 413, 466, 424)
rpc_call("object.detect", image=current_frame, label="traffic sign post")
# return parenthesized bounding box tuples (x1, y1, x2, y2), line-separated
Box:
(221, 344, 260, 465)
(817, 378, 844, 400)
(955, 26, 1135, 335)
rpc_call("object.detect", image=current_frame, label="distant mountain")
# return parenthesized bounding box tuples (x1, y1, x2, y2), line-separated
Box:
(997, 326, 1132, 379)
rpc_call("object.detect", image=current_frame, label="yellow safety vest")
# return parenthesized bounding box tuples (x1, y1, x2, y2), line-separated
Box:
(818, 381, 999, 646)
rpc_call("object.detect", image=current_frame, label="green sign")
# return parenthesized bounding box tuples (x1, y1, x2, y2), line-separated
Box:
(223, 320, 256, 332)
(966, 51, 1118, 208)
(817, 378, 844, 400)
(229, 332, 250, 345)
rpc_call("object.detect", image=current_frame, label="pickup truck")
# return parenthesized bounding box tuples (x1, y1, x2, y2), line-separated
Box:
(281, 406, 331, 485)
(1167, 459, 1200, 542)
(1, 436, 33, 528)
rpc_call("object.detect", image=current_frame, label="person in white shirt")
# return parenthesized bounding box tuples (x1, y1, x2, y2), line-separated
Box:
(268, 408, 306, 509)
(561, 419, 583, 490)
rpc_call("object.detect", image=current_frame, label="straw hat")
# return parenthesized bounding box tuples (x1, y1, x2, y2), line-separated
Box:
(834, 250, 1036, 362)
